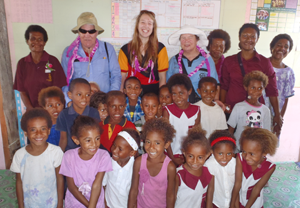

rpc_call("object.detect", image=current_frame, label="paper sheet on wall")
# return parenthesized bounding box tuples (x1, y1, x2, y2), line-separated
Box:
(181, 0, 221, 29)
(141, 0, 182, 28)
(157, 28, 180, 59)
(10, 0, 53, 23)
(111, 0, 141, 38)
(246, 0, 300, 32)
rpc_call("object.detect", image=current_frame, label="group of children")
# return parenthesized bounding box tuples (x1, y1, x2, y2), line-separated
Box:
(10, 70, 278, 208)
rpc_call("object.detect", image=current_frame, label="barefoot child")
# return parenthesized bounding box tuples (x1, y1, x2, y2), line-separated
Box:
(128, 118, 177, 208)
(175, 126, 214, 208)
(205, 130, 237, 208)
(10, 108, 64, 207)
(38, 86, 65, 145)
(90, 91, 108, 121)
(59, 115, 112, 207)
(163, 73, 200, 167)
(103, 128, 140, 207)
(230, 127, 277, 208)
(227, 71, 271, 151)
(157, 84, 173, 118)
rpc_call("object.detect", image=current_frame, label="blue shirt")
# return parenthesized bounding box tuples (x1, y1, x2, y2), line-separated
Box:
(123, 97, 144, 123)
(47, 124, 60, 146)
(167, 54, 219, 98)
(56, 105, 100, 151)
(61, 39, 121, 104)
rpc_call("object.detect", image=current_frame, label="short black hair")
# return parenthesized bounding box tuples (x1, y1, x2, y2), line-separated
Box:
(118, 128, 141, 149)
(207, 29, 231, 53)
(141, 92, 159, 104)
(182, 125, 210, 154)
(71, 115, 103, 138)
(141, 118, 175, 143)
(239, 23, 260, 38)
(25, 25, 48, 42)
(124, 76, 141, 89)
(90, 91, 106, 109)
(106, 90, 126, 105)
(21, 108, 52, 132)
(270, 33, 293, 53)
(159, 84, 169, 95)
(198, 77, 218, 89)
(69, 78, 90, 92)
(167, 73, 192, 92)
(38, 86, 66, 107)
(208, 130, 236, 151)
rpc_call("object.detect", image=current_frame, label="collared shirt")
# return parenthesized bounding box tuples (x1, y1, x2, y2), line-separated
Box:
(205, 154, 236, 208)
(13, 51, 67, 107)
(167, 53, 219, 98)
(123, 97, 144, 123)
(220, 51, 278, 108)
(61, 39, 121, 104)
(56, 105, 100, 151)
(103, 157, 134, 208)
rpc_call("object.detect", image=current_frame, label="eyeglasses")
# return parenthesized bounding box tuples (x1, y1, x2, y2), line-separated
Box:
(79, 28, 97, 34)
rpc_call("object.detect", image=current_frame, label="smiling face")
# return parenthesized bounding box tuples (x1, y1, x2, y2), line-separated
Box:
(244, 79, 264, 101)
(138, 14, 154, 41)
(27, 32, 46, 53)
(180, 34, 198, 53)
(141, 96, 159, 120)
(239, 27, 258, 51)
(183, 144, 208, 174)
(213, 143, 235, 167)
(209, 38, 225, 60)
(68, 83, 91, 114)
(73, 127, 101, 160)
(111, 136, 135, 166)
(107, 96, 126, 125)
(197, 82, 217, 106)
(241, 139, 266, 169)
(124, 79, 142, 102)
(78, 24, 98, 50)
(171, 85, 191, 110)
(25, 117, 50, 147)
(144, 131, 170, 160)
(159, 87, 172, 107)
(271, 38, 290, 61)
(98, 103, 108, 121)
(44, 97, 64, 123)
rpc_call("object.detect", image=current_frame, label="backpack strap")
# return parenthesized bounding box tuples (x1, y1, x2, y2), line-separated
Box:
(104, 42, 109, 62)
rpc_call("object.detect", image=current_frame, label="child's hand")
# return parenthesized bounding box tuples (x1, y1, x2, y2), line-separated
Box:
(172, 156, 184, 167)
(224, 104, 232, 114)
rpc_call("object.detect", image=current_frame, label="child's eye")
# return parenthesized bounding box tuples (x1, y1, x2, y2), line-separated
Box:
(227, 153, 232, 156)
(199, 156, 203, 159)
(48, 104, 52, 108)
(219, 152, 223, 155)
(56, 104, 61, 107)
(156, 142, 160, 145)
(96, 137, 100, 141)
(86, 94, 90, 97)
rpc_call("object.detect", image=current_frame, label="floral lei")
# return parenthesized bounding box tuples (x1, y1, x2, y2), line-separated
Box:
(178, 46, 210, 77)
(66, 36, 99, 85)
(132, 52, 155, 83)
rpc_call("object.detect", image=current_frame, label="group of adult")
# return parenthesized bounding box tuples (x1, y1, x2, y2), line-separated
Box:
(14, 10, 295, 136)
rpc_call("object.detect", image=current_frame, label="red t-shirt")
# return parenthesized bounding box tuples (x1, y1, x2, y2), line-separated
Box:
(220, 51, 278, 108)
(13, 51, 67, 107)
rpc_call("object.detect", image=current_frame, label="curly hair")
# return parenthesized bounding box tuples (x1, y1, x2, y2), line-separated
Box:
(181, 125, 210, 154)
(243, 70, 268, 88)
(207, 29, 231, 53)
(208, 130, 236, 151)
(71, 115, 103, 138)
(198, 76, 218, 89)
(69, 78, 90, 92)
(105, 90, 126, 105)
(21, 108, 52, 132)
(118, 128, 141, 149)
(25, 25, 48, 42)
(270, 33, 293, 53)
(38, 86, 65, 107)
(130, 10, 158, 68)
(90, 91, 106, 109)
(167, 73, 192, 92)
(141, 118, 175, 143)
(240, 127, 277, 155)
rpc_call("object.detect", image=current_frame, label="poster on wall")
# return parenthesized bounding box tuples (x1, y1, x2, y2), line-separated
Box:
(247, 0, 300, 32)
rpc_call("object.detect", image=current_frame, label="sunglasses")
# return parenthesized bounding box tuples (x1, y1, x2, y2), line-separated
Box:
(79, 28, 97, 34)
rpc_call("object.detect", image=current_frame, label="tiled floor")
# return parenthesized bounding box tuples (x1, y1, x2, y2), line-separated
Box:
(268, 88, 300, 162)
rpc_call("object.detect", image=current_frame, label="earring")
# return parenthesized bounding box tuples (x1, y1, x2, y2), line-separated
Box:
(247, 95, 251, 99)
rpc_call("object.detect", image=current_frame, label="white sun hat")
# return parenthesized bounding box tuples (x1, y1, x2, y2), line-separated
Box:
(168, 25, 208, 48)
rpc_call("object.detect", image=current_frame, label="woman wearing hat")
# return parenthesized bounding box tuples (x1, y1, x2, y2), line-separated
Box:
(118, 10, 169, 94)
(167, 25, 220, 104)
(61, 12, 121, 104)
(14, 25, 67, 110)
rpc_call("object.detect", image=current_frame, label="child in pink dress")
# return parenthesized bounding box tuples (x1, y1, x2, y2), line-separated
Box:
(59, 116, 112, 208)
(230, 127, 277, 208)
(128, 118, 177, 208)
